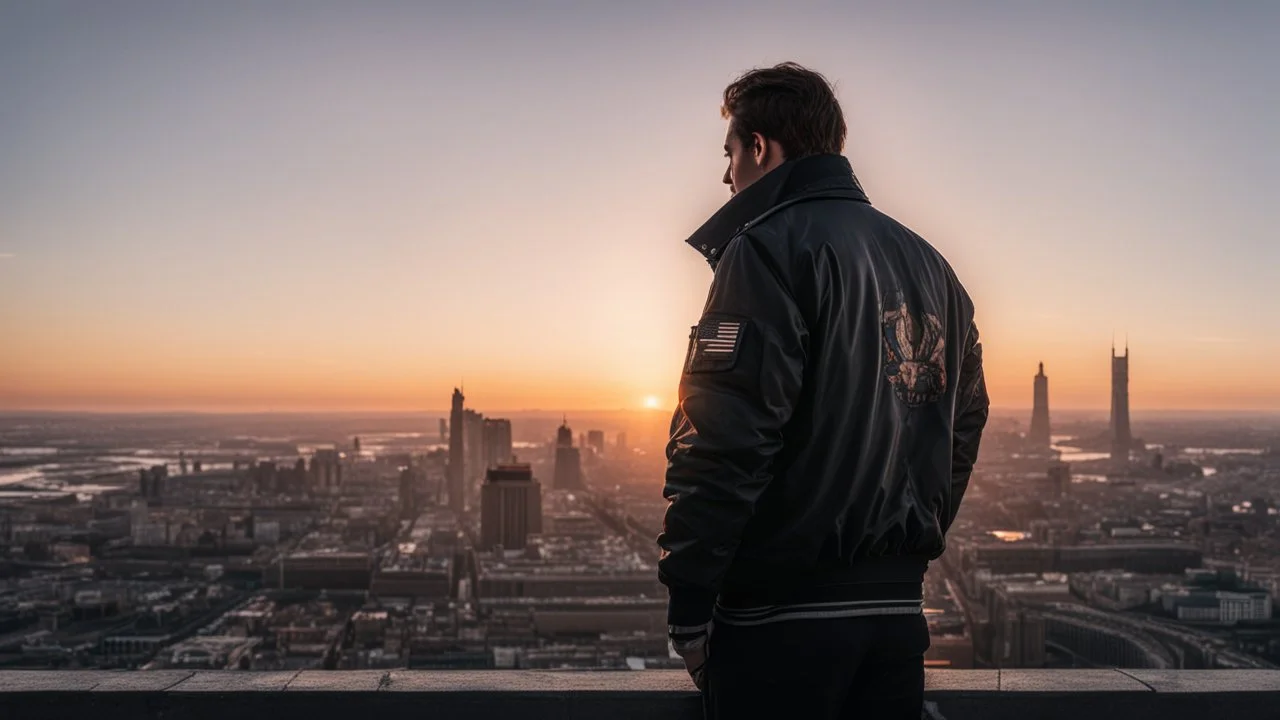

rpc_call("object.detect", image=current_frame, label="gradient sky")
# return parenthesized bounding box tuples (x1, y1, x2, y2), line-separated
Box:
(1, 1, 1278, 413)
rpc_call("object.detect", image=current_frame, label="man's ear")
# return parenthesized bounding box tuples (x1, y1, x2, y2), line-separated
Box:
(753, 132, 784, 170)
(751, 132, 768, 166)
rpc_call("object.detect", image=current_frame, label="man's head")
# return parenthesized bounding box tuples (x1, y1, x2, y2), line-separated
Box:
(720, 62, 847, 194)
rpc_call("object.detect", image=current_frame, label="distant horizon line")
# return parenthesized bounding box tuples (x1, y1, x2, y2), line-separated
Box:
(1, 406, 1278, 417)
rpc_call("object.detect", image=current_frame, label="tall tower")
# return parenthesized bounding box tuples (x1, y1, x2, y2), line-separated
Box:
(448, 388, 466, 513)
(587, 430, 606, 457)
(1110, 343, 1131, 467)
(310, 450, 342, 495)
(483, 418, 514, 469)
(399, 465, 419, 520)
(553, 418, 583, 490)
(463, 409, 486, 503)
(480, 464, 543, 551)
(1028, 363, 1051, 449)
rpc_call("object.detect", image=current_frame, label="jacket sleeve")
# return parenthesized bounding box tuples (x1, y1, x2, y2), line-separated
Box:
(658, 234, 808, 628)
(945, 320, 989, 533)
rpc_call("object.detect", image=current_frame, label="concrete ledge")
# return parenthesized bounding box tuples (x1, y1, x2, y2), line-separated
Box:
(1, 670, 1279, 720)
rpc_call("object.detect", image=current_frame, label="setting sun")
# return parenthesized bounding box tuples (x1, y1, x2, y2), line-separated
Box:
(643, 395, 662, 409)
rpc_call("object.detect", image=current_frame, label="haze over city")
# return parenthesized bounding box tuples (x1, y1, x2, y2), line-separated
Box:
(2, 0, 1278, 413)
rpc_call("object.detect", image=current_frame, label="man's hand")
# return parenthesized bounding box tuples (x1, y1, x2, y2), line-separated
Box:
(670, 622, 712, 691)
(681, 645, 708, 691)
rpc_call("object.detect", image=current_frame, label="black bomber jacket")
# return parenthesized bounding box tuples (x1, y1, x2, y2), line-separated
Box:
(658, 154, 989, 627)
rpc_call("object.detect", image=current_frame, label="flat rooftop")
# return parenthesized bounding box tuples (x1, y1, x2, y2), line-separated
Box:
(3, 670, 1280, 720)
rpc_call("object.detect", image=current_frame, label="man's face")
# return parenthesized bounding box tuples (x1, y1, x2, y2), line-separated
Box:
(722, 117, 766, 195)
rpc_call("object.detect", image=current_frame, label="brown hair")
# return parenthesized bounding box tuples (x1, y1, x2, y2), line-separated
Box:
(721, 62, 846, 159)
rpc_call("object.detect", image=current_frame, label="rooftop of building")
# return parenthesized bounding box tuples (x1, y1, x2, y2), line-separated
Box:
(4, 669, 1280, 720)
(478, 596, 666, 607)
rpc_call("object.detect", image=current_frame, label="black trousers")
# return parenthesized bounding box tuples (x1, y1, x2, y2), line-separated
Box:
(703, 613, 930, 720)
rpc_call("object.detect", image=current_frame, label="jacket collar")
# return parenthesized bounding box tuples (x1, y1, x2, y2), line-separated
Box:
(685, 154, 869, 265)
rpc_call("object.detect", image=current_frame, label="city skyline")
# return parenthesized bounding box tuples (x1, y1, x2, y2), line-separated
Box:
(2, 1, 1278, 413)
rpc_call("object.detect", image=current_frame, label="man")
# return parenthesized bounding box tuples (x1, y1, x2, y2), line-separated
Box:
(659, 63, 989, 719)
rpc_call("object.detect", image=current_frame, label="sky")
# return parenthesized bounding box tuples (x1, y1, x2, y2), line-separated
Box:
(1, 0, 1278, 413)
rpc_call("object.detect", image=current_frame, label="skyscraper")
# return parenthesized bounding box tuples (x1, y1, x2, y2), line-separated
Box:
(1048, 461, 1071, 498)
(480, 464, 543, 551)
(1110, 344, 1132, 467)
(587, 430, 606, 457)
(1029, 362, 1051, 450)
(554, 418, 584, 490)
(289, 458, 308, 495)
(310, 449, 342, 495)
(253, 461, 278, 495)
(448, 388, 466, 513)
(464, 409, 486, 504)
(483, 418, 514, 469)
(439, 418, 448, 444)
(138, 465, 167, 500)
(399, 464, 420, 519)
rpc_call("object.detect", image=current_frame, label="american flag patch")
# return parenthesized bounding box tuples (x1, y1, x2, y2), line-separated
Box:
(698, 320, 741, 353)
(685, 317, 745, 373)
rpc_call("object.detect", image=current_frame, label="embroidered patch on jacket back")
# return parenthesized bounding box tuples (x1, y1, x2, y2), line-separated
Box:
(685, 317, 744, 373)
(882, 298, 947, 406)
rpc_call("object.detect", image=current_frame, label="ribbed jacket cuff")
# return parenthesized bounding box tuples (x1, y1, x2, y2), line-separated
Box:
(666, 586, 718, 627)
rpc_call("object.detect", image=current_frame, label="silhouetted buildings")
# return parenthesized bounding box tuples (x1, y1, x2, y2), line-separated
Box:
(1111, 344, 1132, 467)
(448, 388, 466, 513)
(479, 464, 543, 551)
(138, 465, 167, 501)
(310, 449, 342, 494)
(250, 459, 310, 495)
(587, 430, 606, 457)
(554, 419, 583, 491)
(464, 409, 485, 491)
(1029, 362, 1051, 450)
(1048, 461, 1071, 498)
(399, 465, 420, 519)
(14, 396, 1280, 673)
(482, 418, 514, 469)
(252, 460, 275, 494)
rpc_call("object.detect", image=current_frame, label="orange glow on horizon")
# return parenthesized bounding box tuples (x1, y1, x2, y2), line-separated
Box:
(3, 350, 1278, 414)
(2, 317, 1279, 413)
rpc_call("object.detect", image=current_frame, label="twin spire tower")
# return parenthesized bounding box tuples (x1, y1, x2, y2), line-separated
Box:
(1028, 340, 1131, 469)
